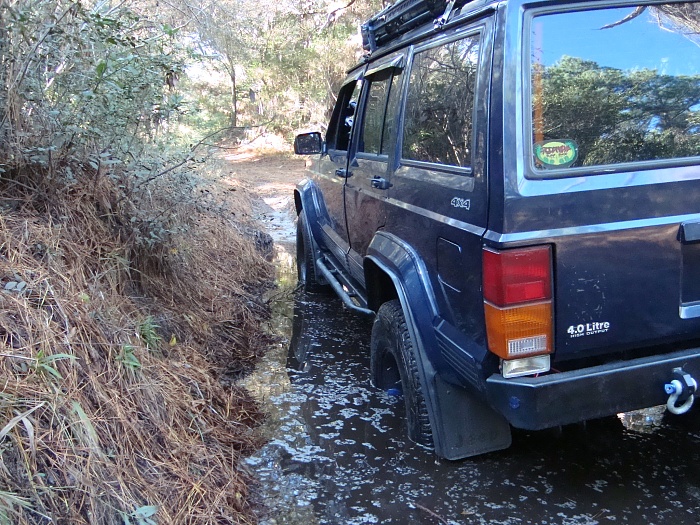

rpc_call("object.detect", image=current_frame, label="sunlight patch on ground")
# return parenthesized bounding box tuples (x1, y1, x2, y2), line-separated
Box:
(259, 181, 298, 193)
(223, 133, 292, 163)
(220, 177, 245, 188)
(264, 195, 293, 212)
(225, 151, 260, 162)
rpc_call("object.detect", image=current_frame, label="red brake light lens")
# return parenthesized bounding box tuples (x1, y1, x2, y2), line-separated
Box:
(483, 246, 552, 307)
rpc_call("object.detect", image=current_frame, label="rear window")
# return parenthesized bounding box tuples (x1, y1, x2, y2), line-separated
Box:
(529, 4, 700, 174)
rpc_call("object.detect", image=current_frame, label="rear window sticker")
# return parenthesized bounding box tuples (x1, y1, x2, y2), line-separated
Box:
(534, 139, 578, 169)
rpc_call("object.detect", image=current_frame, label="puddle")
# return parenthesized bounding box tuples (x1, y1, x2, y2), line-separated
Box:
(242, 247, 700, 525)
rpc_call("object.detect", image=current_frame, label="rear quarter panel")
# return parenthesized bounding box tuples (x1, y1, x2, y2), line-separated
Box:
(493, 0, 700, 363)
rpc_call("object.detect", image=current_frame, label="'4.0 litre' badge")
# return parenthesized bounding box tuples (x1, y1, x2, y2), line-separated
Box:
(567, 321, 610, 338)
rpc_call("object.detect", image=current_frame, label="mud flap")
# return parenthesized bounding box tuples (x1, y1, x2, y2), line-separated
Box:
(430, 372, 512, 460)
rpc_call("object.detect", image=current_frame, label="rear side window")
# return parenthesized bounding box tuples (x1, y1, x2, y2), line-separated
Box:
(403, 34, 481, 168)
(530, 4, 700, 173)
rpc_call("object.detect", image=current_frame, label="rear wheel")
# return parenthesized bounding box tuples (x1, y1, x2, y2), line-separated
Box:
(371, 299, 433, 447)
(296, 213, 325, 292)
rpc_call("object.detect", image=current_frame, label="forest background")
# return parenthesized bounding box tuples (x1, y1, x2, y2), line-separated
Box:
(0, 0, 382, 522)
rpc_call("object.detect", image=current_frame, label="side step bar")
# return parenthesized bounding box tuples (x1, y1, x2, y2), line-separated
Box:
(315, 257, 375, 316)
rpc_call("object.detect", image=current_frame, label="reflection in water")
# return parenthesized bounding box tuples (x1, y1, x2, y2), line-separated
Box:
(244, 251, 700, 525)
(618, 405, 666, 435)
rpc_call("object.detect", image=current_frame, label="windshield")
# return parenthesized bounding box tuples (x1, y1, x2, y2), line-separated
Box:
(529, 3, 700, 173)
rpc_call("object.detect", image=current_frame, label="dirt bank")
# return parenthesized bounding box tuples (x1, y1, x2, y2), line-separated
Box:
(0, 142, 301, 524)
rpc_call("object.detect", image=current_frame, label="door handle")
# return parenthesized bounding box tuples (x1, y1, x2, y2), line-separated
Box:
(335, 168, 353, 178)
(680, 221, 700, 244)
(370, 176, 392, 190)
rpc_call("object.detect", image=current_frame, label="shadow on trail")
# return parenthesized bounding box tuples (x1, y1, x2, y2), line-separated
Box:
(247, 287, 700, 525)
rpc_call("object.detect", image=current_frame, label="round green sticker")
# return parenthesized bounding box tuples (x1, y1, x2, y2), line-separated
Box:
(534, 140, 578, 169)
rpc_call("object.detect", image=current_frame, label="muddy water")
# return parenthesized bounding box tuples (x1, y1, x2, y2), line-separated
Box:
(242, 247, 700, 525)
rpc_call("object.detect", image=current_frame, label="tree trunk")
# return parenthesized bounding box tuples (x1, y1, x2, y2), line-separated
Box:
(230, 68, 237, 127)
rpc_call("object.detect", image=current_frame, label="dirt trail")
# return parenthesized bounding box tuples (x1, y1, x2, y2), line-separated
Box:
(219, 149, 700, 525)
(218, 148, 306, 246)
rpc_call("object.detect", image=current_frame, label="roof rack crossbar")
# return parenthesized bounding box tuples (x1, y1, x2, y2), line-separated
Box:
(435, 0, 458, 28)
(361, 0, 471, 52)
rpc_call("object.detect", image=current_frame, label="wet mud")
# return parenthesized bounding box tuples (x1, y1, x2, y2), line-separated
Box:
(242, 250, 700, 525)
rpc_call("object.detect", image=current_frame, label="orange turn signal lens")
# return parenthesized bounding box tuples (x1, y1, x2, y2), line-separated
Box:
(484, 301, 553, 359)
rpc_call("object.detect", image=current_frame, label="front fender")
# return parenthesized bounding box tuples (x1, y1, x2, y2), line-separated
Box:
(296, 178, 335, 250)
(295, 180, 327, 286)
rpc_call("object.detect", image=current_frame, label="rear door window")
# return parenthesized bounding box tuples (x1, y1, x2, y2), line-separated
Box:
(360, 74, 389, 154)
(358, 67, 404, 156)
(529, 4, 700, 174)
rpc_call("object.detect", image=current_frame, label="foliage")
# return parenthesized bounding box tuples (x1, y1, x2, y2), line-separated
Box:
(0, 489, 33, 523)
(31, 351, 77, 380)
(178, 73, 232, 133)
(0, 0, 205, 280)
(116, 345, 142, 370)
(0, 0, 274, 523)
(128, 505, 159, 525)
(2, 0, 189, 166)
(174, 0, 385, 136)
(139, 316, 162, 350)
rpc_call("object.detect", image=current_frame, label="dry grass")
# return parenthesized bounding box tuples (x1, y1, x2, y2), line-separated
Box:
(0, 157, 274, 523)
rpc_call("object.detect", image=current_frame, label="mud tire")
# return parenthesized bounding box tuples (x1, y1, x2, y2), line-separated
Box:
(296, 213, 325, 292)
(371, 299, 434, 448)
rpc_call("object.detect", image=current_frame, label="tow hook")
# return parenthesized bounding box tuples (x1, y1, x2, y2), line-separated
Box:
(664, 368, 698, 415)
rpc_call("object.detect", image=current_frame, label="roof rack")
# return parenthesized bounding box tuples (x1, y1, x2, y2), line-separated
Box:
(361, 0, 469, 52)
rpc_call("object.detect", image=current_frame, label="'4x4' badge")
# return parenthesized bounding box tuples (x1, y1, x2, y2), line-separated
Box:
(451, 197, 471, 210)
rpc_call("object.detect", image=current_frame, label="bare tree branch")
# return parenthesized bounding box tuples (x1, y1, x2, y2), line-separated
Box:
(322, 0, 359, 29)
(600, 6, 647, 30)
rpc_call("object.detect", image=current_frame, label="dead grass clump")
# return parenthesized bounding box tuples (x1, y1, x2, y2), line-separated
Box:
(0, 163, 273, 523)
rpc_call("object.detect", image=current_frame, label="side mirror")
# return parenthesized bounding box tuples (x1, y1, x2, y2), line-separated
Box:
(294, 132, 323, 155)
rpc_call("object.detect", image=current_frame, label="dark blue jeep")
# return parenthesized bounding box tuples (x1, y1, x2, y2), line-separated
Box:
(294, 0, 700, 459)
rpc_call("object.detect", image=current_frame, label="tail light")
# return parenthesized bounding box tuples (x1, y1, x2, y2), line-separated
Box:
(483, 246, 554, 361)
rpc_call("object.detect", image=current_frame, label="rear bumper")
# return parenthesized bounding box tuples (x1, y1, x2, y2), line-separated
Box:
(486, 348, 700, 429)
